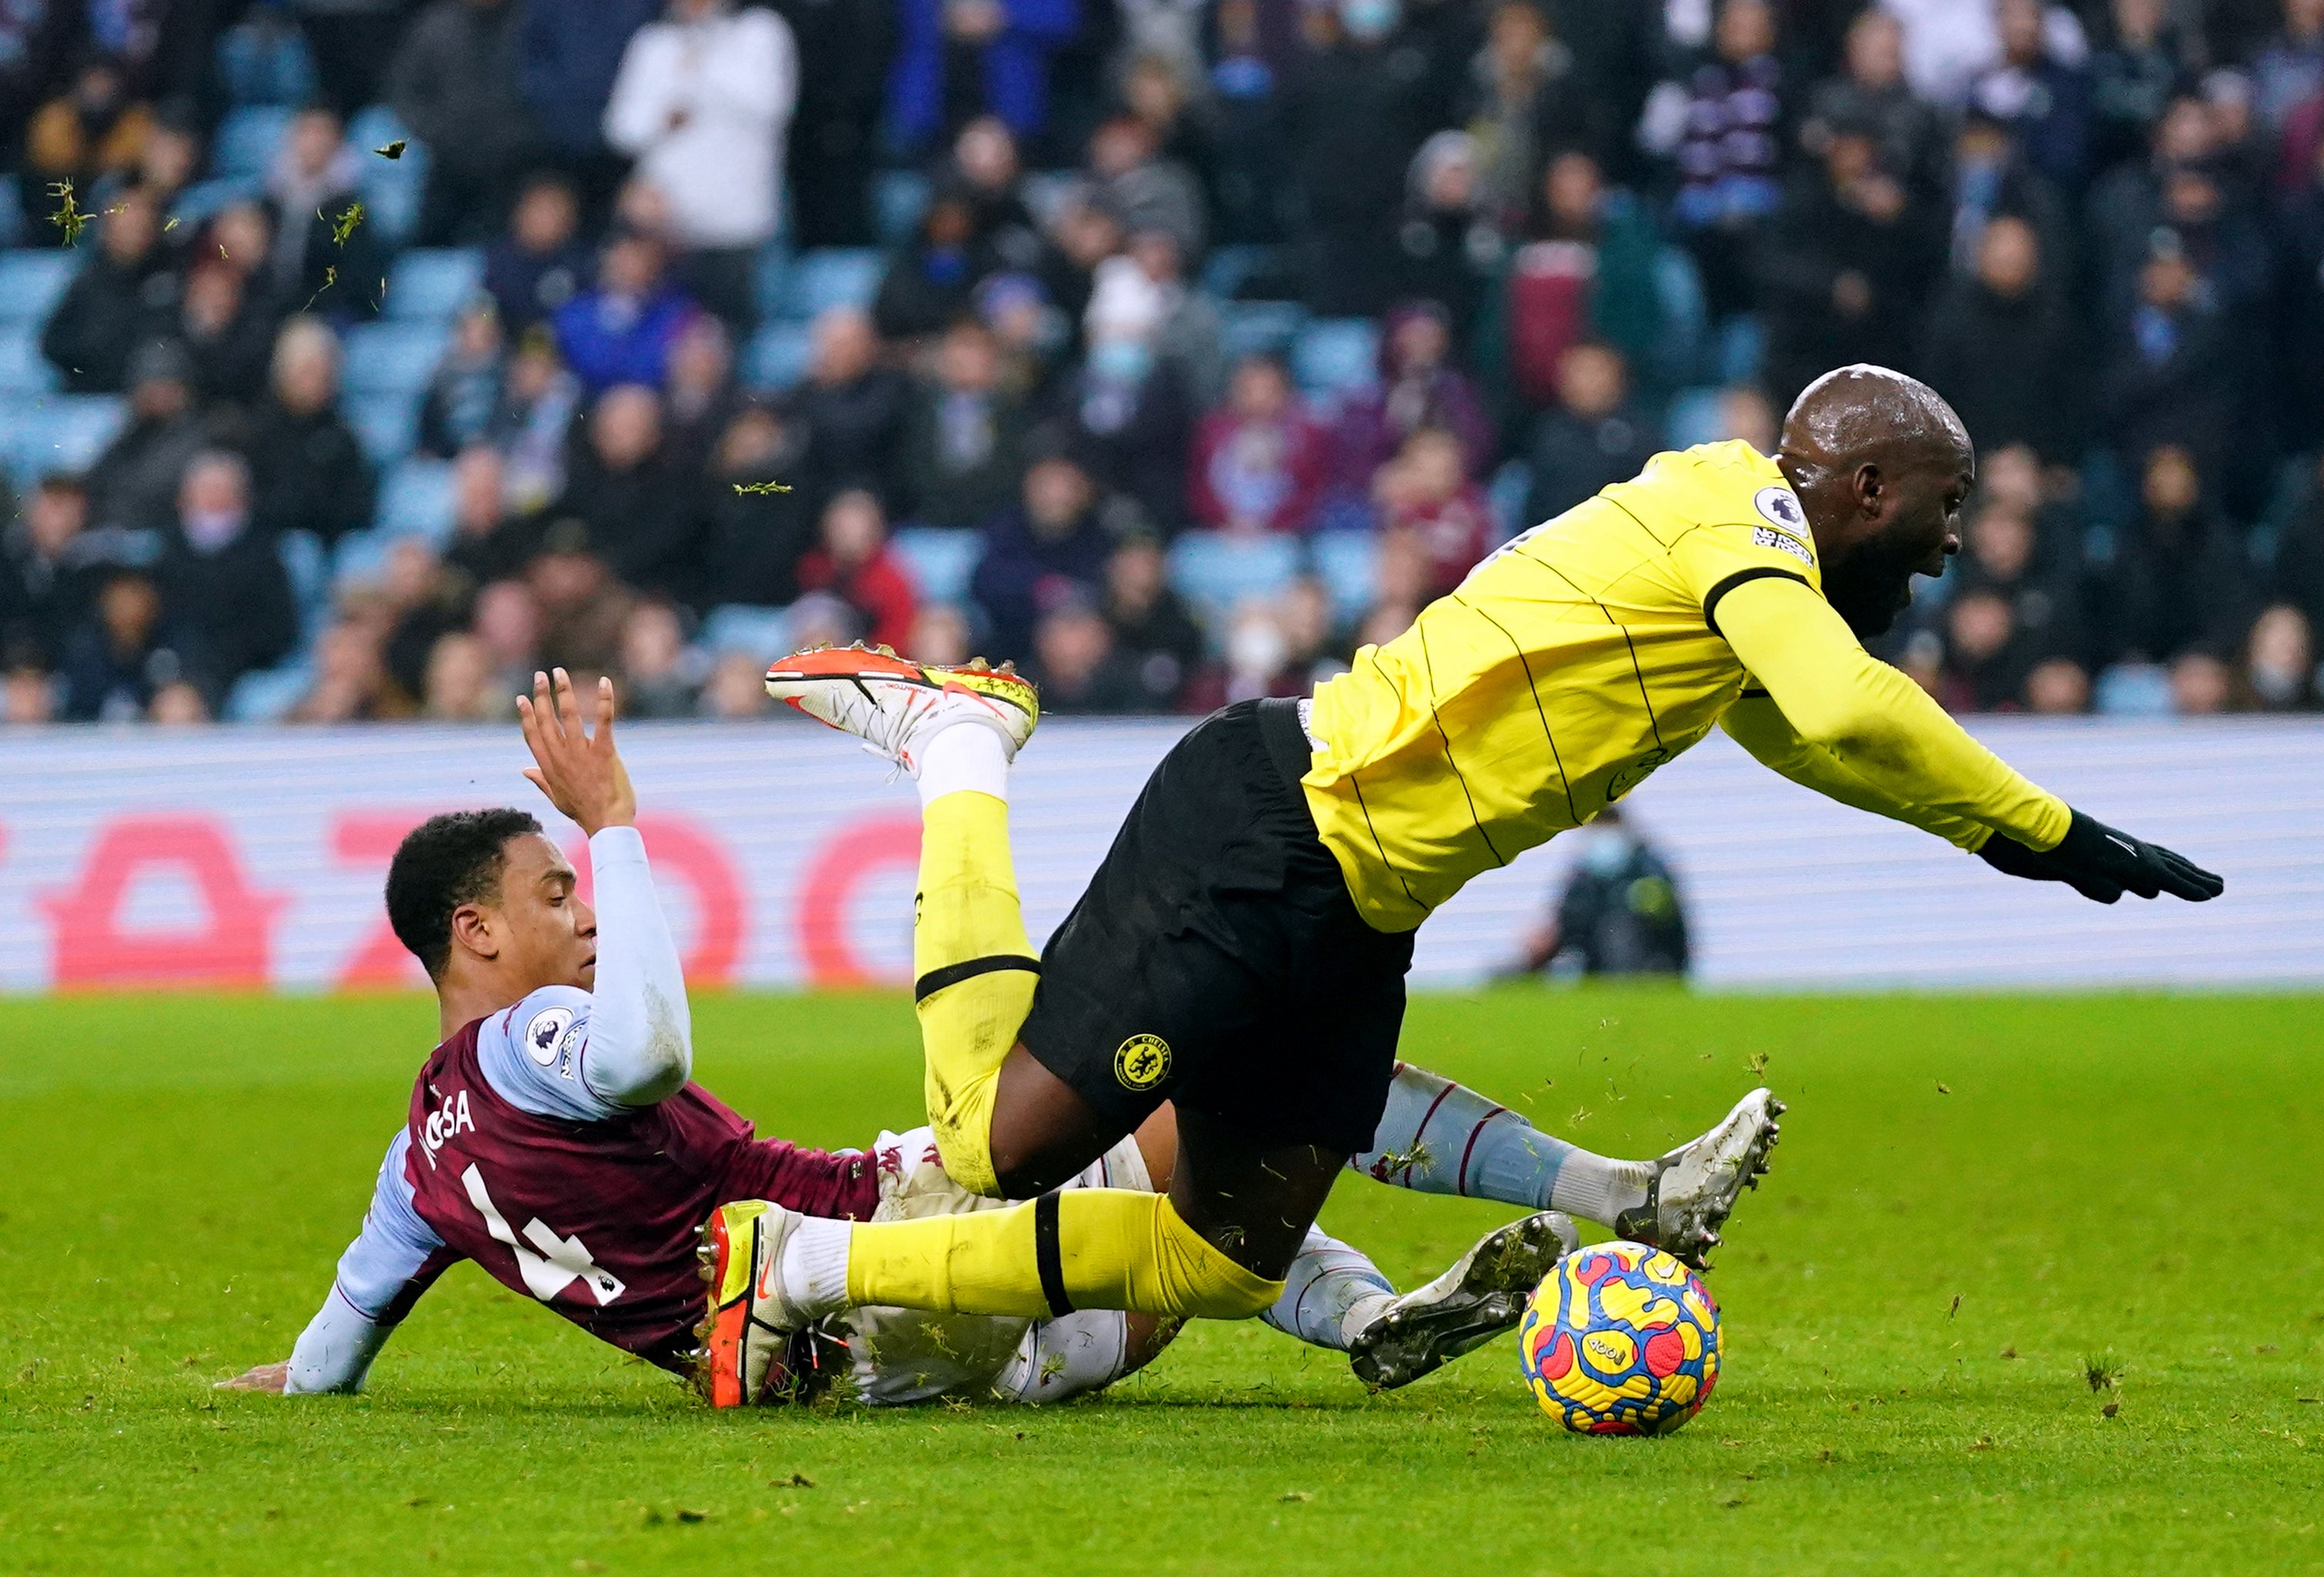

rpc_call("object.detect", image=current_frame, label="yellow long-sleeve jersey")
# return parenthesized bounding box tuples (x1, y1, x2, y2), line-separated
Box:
(1300, 441, 2071, 932)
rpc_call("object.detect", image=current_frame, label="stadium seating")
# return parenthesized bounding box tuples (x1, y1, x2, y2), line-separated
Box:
(385, 250, 485, 320)
(1308, 530, 1379, 623)
(213, 106, 294, 181)
(772, 248, 884, 324)
(374, 457, 456, 545)
(223, 659, 314, 723)
(1167, 531, 1301, 629)
(1217, 300, 1308, 364)
(1664, 387, 1728, 451)
(344, 394, 419, 466)
(873, 170, 931, 247)
(0, 323, 56, 394)
(0, 249, 76, 324)
(349, 107, 428, 249)
(0, 394, 123, 484)
(341, 320, 449, 397)
(697, 603, 793, 663)
(168, 176, 263, 231)
(1290, 318, 1379, 404)
(1489, 459, 1534, 539)
(742, 320, 814, 393)
(889, 527, 982, 605)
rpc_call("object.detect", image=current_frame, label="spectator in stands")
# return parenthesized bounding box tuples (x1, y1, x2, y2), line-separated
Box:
(605, 0, 798, 328)
(59, 568, 185, 722)
(1966, 0, 2092, 196)
(552, 227, 700, 394)
(418, 297, 509, 459)
(971, 445, 1112, 662)
(1802, 9, 1943, 196)
(205, 200, 286, 308)
(3, 659, 55, 723)
(700, 403, 814, 604)
(241, 316, 376, 545)
(291, 616, 414, 722)
(125, 113, 200, 212)
(549, 383, 694, 599)
(1203, 0, 1290, 247)
(908, 601, 974, 666)
(1031, 593, 1154, 713)
(779, 0, 898, 247)
(1100, 531, 1201, 708)
(885, 0, 1080, 156)
(1935, 500, 2083, 711)
(1373, 425, 1494, 596)
(659, 314, 741, 478)
(0, 7, 69, 166)
(2094, 233, 2237, 478)
(899, 317, 1033, 529)
(442, 445, 540, 592)
(2087, 96, 2215, 320)
(156, 451, 300, 703)
(616, 599, 701, 717)
(793, 488, 918, 652)
(176, 258, 280, 407)
(422, 630, 504, 720)
(946, 116, 1044, 268)
(0, 475, 102, 672)
(263, 105, 385, 323)
(1087, 112, 1207, 263)
(25, 54, 153, 205)
(2171, 648, 2235, 713)
(1033, 186, 1123, 347)
(1393, 131, 1496, 344)
(1638, 0, 1787, 320)
(289, 0, 411, 116)
(42, 185, 172, 394)
(86, 339, 210, 532)
(1524, 341, 1657, 525)
(1182, 595, 1311, 711)
(2253, 0, 2324, 132)
(1335, 302, 1493, 489)
(1461, 1, 1592, 233)
(1493, 148, 1668, 408)
(790, 305, 912, 507)
(2087, 0, 2188, 179)
(489, 327, 583, 512)
(1288, 0, 1432, 317)
(1064, 253, 1198, 528)
(1127, 228, 1224, 403)
(977, 270, 1064, 401)
(388, 0, 542, 245)
(874, 188, 991, 343)
(1919, 213, 2081, 463)
(527, 521, 634, 676)
(2097, 445, 2255, 669)
(485, 174, 590, 335)
(518, 0, 658, 221)
(2242, 602, 2318, 710)
(470, 575, 544, 696)
(1756, 124, 1941, 408)
(1187, 351, 1328, 534)
(698, 649, 771, 716)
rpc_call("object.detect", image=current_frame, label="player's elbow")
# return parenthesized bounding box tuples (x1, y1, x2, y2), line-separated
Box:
(610, 1022, 692, 1106)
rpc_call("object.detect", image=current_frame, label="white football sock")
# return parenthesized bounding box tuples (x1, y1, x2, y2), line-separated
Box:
(1261, 1227, 1395, 1352)
(916, 721, 1011, 807)
(1354, 1063, 1654, 1230)
(777, 1216, 855, 1319)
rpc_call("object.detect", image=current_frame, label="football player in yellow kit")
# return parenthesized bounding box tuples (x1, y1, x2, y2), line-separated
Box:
(718, 366, 2222, 1392)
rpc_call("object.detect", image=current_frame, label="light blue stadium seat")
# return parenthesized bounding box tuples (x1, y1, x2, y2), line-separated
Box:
(1168, 531, 1301, 622)
(1651, 243, 1708, 384)
(1663, 385, 1727, 450)
(349, 106, 428, 249)
(2094, 663, 2175, 718)
(225, 660, 314, 723)
(889, 527, 982, 605)
(0, 250, 76, 323)
(386, 249, 485, 320)
(751, 243, 793, 321)
(1199, 245, 1279, 300)
(1714, 314, 1765, 387)
(777, 248, 885, 323)
(874, 170, 931, 246)
(277, 529, 330, 643)
(698, 603, 793, 662)
(1218, 300, 1306, 363)
(376, 457, 456, 543)
(1309, 530, 1378, 623)
(1489, 458, 1533, 540)
(346, 394, 418, 465)
(1291, 318, 1380, 404)
(214, 105, 294, 180)
(743, 320, 814, 392)
(0, 324, 56, 394)
(1018, 170, 1079, 228)
(0, 394, 124, 483)
(169, 176, 263, 231)
(217, 15, 317, 106)
(341, 320, 448, 396)
(0, 180, 22, 249)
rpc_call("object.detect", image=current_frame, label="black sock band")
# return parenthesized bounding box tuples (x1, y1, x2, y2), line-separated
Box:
(913, 954, 1041, 1004)
(1033, 1193, 1073, 1318)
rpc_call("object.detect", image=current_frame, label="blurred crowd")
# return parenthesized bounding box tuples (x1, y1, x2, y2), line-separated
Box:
(8, 0, 2324, 727)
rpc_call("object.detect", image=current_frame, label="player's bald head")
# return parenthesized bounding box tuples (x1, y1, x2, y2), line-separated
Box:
(1778, 364, 1971, 485)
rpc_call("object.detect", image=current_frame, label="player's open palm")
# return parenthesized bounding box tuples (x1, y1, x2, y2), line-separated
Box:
(517, 668, 636, 837)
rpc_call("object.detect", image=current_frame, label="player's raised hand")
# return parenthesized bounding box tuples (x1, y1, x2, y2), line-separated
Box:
(516, 668, 636, 837)
(216, 1360, 290, 1393)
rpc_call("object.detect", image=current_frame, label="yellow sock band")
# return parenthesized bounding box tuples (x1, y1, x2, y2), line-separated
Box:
(844, 1188, 1285, 1320)
(913, 790, 1036, 1197)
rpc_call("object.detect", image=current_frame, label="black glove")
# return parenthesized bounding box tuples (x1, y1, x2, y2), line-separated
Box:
(1974, 810, 2224, 904)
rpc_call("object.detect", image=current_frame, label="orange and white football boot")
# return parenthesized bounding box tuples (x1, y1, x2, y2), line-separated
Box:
(763, 645, 1036, 774)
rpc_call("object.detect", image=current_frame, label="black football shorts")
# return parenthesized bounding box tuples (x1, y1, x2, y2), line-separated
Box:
(1016, 699, 1416, 1156)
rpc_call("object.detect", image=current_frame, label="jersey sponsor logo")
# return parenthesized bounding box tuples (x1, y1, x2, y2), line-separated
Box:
(460, 1163, 626, 1306)
(1751, 525, 1815, 567)
(523, 1006, 576, 1067)
(1113, 1034, 1172, 1092)
(416, 1085, 475, 1169)
(1753, 485, 1809, 535)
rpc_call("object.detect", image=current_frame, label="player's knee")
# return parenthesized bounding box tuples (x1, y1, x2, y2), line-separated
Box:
(1157, 1198, 1286, 1320)
(1179, 1275, 1284, 1321)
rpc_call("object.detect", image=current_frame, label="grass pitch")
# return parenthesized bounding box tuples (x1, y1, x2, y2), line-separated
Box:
(2, 988, 2319, 1576)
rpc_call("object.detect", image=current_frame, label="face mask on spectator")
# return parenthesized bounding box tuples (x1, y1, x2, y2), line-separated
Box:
(183, 509, 245, 553)
(1090, 339, 1154, 385)
(1342, 0, 1399, 42)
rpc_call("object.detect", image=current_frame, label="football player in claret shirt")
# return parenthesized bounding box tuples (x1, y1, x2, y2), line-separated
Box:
(222, 667, 1765, 1404)
(725, 367, 2223, 1391)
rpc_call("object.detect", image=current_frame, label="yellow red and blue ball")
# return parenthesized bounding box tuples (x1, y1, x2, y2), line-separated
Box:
(1517, 1240, 1721, 1435)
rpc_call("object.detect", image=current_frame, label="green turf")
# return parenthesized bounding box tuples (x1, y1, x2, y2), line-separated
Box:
(2, 989, 2320, 1575)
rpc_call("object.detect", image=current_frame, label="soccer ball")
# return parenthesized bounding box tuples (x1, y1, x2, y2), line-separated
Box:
(1517, 1240, 1721, 1435)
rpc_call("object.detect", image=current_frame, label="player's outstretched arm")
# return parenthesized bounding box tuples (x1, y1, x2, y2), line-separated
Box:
(518, 668, 693, 1106)
(1721, 691, 1991, 849)
(1715, 576, 2222, 904)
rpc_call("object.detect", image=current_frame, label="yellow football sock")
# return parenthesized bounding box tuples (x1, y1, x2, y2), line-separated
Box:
(844, 1188, 1283, 1320)
(913, 790, 1038, 1197)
